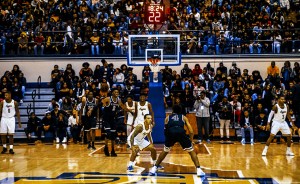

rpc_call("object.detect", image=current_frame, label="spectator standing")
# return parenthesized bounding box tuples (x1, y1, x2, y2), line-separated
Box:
(194, 91, 211, 143)
(218, 96, 232, 141)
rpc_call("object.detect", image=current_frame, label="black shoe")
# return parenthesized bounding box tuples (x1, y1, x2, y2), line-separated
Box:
(91, 146, 96, 150)
(111, 150, 117, 157)
(87, 144, 92, 150)
(104, 146, 110, 156)
(1, 147, 7, 154)
(9, 149, 14, 154)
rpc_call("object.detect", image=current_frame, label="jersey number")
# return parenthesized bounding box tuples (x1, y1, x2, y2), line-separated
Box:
(171, 115, 179, 121)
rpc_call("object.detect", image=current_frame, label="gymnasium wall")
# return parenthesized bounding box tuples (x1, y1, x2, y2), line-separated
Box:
(0, 57, 299, 82)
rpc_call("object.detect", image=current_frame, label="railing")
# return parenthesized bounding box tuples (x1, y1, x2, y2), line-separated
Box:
(37, 76, 41, 99)
(26, 103, 32, 118)
(1, 29, 300, 56)
(31, 90, 37, 114)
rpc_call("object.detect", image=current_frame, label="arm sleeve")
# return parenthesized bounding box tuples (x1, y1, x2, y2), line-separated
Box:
(267, 110, 275, 123)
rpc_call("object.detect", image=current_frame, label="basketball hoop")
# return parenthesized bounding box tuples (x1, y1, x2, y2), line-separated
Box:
(147, 58, 161, 82)
(147, 58, 161, 73)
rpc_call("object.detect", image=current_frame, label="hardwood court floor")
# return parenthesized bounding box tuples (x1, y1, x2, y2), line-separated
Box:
(0, 141, 299, 183)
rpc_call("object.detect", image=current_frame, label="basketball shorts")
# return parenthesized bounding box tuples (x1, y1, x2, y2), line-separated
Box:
(271, 121, 291, 135)
(103, 118, 117, 140)
(165, 132, 193, 152)
(0, 117, 16, 134)
(82, 116, 97, 131)
(127, 137, 150, 150)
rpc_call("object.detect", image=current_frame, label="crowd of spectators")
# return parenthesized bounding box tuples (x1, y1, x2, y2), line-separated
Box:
(0, 64, 27, 103)
(17, 58, 300, 144)
(0, 0, 300, 56)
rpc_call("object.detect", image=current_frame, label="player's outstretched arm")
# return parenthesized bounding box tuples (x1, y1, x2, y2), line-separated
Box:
(15, 101, 21, 128)
(148, 103, 155, 126)
(184, 116, 194, 141)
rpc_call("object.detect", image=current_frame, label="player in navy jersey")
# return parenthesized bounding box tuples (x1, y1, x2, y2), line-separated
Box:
(150, 105, 205, 177)
(79, 91, 99, 150)
(102, 89, 129, 156)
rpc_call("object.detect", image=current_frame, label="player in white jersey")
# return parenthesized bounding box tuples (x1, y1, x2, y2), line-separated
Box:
(0, 91, 21, 154)
(127, 114, 157, 172)
(124, 96, 136, 137)
(262, 96, 295, 156)
(133, 94, 154, 127)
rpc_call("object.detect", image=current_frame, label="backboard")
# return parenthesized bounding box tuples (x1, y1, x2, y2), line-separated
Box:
(127, 34, 181, 66)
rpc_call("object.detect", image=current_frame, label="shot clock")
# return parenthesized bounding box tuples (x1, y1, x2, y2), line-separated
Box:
(144, 4, 165, 24)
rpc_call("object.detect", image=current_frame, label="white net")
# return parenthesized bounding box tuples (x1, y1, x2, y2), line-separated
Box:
(147, 58, 161, 73)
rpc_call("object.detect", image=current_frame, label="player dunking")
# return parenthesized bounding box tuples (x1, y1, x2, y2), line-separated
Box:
(0, 91, 21, 154)
(102, 89, 129, 156)
(262, 96, 295, 156)
(150, 105, 205, 177)
(127, 114, 157, 172)
(80, 91, 99, 150)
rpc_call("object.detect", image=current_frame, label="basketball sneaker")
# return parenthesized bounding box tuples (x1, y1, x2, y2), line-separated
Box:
(56, 137, 60, 143)
(1, 147, 7, 154)
(286, 150, 295, 156)
(111, 150, 117, 157)
(91, 146, 96, 150)
(87, 144, 92, 150)
(262, 148, 268, 156)
(197, 167, 205, 177)
(9, 149, 14, 154)
(127, 165, 134, 172)
(149, 166, 157, 176)
(104, 146, 110, 156)
(207, 139, 211, 144)
(156, 165, 164, 170)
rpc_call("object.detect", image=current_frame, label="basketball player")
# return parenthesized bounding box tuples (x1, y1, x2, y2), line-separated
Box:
(79, 91, 99, 150)
(102, 89, 129, 156)
(124, 96, 136, 137)
(262, 96, 295, 156)
(127, 114, 157, 172)
(150, 105, 205, 177)
(133, 94, 154, 127)
(0, 91, 21, 154)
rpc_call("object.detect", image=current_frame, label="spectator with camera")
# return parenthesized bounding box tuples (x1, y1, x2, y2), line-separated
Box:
(194, 91, 211, 144)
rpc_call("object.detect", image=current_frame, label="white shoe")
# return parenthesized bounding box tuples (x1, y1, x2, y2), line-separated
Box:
(149, 166, 157, 176)
(62, 137, 67, 143)
(286, 150, 294, 156)
(197, 168, 205, 177)
(56, 137, 60, 143)
(241, 139, 245, 145)
(262, 149, 267, 156)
